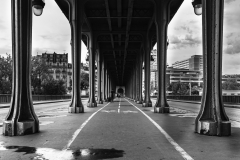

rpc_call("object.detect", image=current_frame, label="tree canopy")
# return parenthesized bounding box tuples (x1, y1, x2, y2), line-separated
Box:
(222, 79, 240, 90)
(42, 79, 67, 95)
(31, 56, 52, 94)
(81, 71, 89, 90)
(0, 54, 12, 94)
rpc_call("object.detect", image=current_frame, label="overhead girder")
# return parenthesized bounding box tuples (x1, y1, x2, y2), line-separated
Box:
(55, 0, 183, 86)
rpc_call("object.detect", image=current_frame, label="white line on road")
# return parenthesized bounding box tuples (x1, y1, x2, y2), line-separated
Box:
(118, 98, 121, 113)
(125, 98, 194, 160)
(63, 102, 110, 150)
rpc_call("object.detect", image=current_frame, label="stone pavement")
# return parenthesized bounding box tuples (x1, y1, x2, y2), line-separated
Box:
(1, 98, 240, 160)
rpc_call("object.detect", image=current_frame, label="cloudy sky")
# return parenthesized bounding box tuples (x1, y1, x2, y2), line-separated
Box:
(0, 0, 240, 74)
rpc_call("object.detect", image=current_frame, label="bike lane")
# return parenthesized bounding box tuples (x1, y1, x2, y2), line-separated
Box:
(69, 98, 187, 160)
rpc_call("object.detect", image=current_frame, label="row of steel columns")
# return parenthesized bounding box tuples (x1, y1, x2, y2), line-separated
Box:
(2, 0, 231, 137)
(125, 0, 231, 136)
(2, 0, 114, 136)
(85, 34, 114, 107)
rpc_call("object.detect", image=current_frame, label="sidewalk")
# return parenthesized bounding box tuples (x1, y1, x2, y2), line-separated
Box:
(0, 99, 71, 109)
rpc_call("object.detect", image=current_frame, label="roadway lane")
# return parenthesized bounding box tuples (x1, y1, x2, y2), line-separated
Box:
(0, 98, 88, 124)
(151, 98, 240, 122)
(69, 98, 190, 160)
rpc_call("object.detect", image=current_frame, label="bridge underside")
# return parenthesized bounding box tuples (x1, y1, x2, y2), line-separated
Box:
(55, 0, 182, 86)
(2, 0, 231, 137)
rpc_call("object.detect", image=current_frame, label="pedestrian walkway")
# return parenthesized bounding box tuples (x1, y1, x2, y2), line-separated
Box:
(1, 98, 240, 159)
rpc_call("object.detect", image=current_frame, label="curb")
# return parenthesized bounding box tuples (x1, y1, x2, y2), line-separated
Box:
(0, 99, 71, 109)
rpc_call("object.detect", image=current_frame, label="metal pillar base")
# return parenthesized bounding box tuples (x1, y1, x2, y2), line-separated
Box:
(136, 101, 142, 104)
(142, 102, 152, 107)
(195, 120, 231, 136)
(68, 106, 84, 113)
(154, 107, 170, 113)
(3, 121, 39, 136)
(87, 102, 97, 108)
(97, 100, 103, 104)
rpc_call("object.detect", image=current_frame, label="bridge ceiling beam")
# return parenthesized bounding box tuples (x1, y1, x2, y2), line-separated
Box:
(55, 0, 184, 86)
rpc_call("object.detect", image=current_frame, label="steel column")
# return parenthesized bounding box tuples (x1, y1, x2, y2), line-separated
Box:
(195, 0, 231, 136)
(154, 1, 170, 113)
(97, 51, 103, 104)
(135, 58, 139, 102)
(102, 59, 105, 101)
(135, 63, 138, 102)
(87, 34, 97, 107)
(137, 50, 143, 104)
(143, 39, 152, 107)
(105, 69, 108, 102)
(68, 0, 84, 113)
(3, 0, 39, 136)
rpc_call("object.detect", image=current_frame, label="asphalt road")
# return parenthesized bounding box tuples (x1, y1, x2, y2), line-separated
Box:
(168, 100, 240, 122)
(1, 98, 240, 159)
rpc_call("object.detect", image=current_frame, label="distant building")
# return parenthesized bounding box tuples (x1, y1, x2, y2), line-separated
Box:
(172, 55, 203, 72)
(150, 51, 203, 93)
(151, 49, 157, 89)
(166, 67, 203, 87)
(41, 52, 72, 88)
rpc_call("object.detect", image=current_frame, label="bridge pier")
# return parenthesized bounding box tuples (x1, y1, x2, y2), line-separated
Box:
(195, 0, 231, 136)
(3, 0, 39, 136)
(137, 51, 143, 104)
(154, 1, 170, 113)
(87, 35, 97, 107)
(97, 51, 103, 104)
(143, 36, 152, 107)
(68, 0, 84, 113)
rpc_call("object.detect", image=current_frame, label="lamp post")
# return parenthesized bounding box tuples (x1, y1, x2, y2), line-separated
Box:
(192, 0, 202, 16)
(32, 0, 45, 16)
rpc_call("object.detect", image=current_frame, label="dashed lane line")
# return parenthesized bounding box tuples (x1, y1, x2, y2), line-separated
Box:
(118, 98, 121, 113)
(125, 98, 194, 160)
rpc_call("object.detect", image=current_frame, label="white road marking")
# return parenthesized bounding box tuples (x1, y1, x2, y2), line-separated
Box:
(122, 110, 138, 114)
(125, 98, 194, 160)
(102, 110, 116, 113)
(63, 102, 110, 150)
(118, 98, 121, 113)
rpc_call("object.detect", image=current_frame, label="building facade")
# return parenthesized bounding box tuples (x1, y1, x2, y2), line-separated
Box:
(41, 52, 72, 89)
(172, 55, 203, 72)
(150, 52, 203, 94)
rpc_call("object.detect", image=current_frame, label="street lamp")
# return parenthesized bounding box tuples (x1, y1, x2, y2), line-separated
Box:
(32, 0, 45, 16)
(192, 0, 202, 16)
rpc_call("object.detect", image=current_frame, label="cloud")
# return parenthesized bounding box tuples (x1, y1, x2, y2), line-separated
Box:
(0, 46, 12, 55)
(169, 34, 201, 49)
(225, 0, 236, 4)
(223, 33, 240, 54)
(179, 26, 193, 34)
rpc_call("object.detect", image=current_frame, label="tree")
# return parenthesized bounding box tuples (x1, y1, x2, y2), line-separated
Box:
(171, 81, 189, 95)
(42, 79, 67, 95)
(0, 54, 12, 94)
(81, 71, 89, 90)
(31, 56, 52, 94)
(222, 79, 240, 90)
